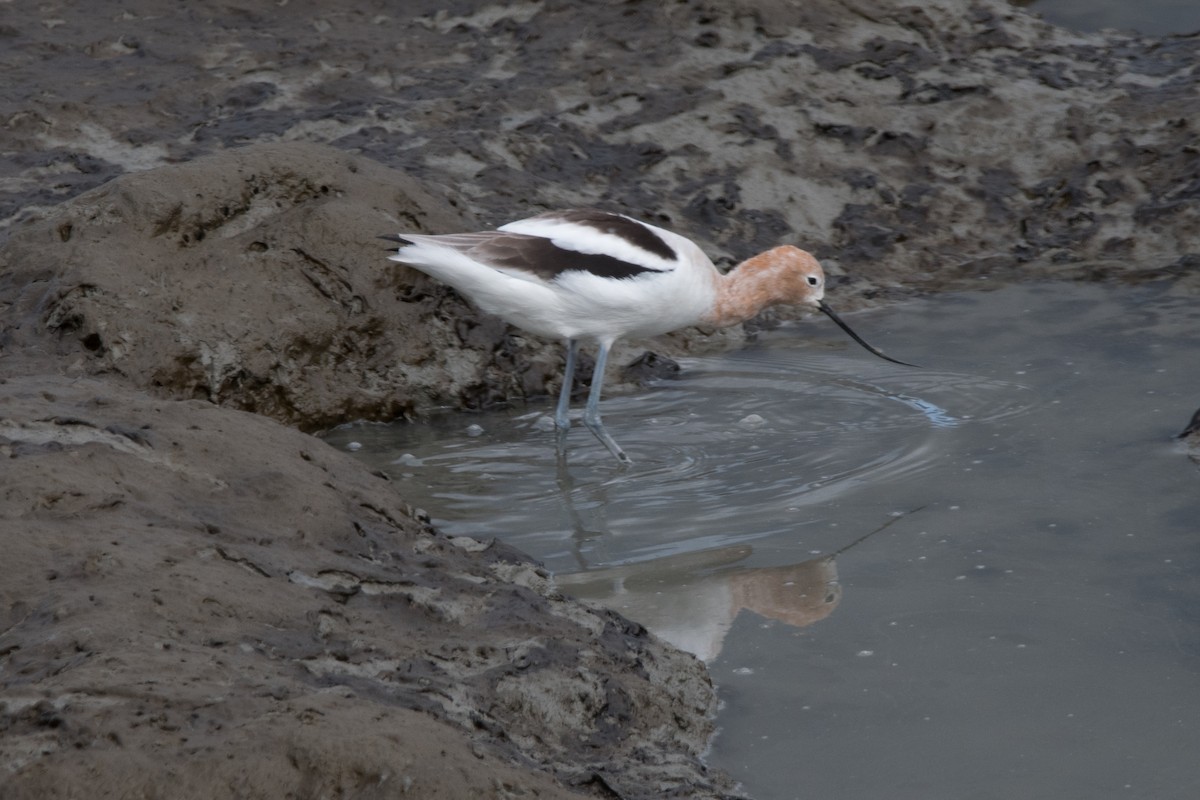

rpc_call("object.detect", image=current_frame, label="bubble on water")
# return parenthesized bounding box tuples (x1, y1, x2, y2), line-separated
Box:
(465, 424, 484, 437)
(345, 441, 362, 452)
(392, 453, 423, 467)
(737, 413, 766, 427)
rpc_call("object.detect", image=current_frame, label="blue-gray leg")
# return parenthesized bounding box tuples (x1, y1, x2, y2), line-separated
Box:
(555, 339, 579, 432)
(554, 339, 578, 461)
(582, 342, 631, 464)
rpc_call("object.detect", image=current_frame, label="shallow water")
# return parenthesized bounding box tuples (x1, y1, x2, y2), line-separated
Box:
(1022, 0, 1200, 35)
(324, 281, 1200, 799)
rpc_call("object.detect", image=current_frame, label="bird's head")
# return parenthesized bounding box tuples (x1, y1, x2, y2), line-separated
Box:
(751, 245, 827, 307)
(750, 246, 917, 367)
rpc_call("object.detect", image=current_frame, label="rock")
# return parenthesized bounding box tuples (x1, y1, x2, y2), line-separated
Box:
(623, 351, 683, 385)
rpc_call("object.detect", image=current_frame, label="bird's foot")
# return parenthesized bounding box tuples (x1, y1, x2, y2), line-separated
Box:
(582, 416, 632, 465)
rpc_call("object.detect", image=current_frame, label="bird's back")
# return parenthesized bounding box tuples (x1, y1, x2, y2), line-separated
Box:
(389, 210, 719, 343)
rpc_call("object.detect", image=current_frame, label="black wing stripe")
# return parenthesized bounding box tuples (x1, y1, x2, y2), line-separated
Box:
(529, 209, 678, 262)
(475, 235, 657, 281)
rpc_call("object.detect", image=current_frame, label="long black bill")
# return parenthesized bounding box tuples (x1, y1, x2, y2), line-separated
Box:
(817, 300, 918, 367)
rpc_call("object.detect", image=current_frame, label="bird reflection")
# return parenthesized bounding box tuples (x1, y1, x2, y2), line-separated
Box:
(554, 505, 913, 662)
(557, 547, 841, 662)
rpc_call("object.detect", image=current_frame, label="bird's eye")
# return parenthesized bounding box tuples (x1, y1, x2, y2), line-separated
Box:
(806, 275, 820, 287)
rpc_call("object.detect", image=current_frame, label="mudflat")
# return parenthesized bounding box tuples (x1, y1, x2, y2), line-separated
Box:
(2, 1, 1197, 797)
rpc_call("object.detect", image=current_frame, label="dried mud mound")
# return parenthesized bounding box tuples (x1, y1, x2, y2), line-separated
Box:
(0, 143, 573, 431)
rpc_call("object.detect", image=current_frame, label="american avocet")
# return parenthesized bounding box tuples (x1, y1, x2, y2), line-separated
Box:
(382, 209, 912, 464)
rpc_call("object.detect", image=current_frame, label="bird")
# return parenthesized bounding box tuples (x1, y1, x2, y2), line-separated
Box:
(382, 208, 913, 464)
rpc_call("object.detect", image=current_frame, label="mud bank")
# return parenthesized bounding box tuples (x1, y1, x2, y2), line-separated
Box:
(3, 0, 1199, 797)
(0, 368, 732, 799)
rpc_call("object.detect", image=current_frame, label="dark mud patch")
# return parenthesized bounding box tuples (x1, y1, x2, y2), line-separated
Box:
(2, 0, 1197, 303)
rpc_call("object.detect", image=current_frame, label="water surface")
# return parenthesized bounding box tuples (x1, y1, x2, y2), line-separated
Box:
(1021, 0, 1200, 35)
(325, 282, 1200, 799)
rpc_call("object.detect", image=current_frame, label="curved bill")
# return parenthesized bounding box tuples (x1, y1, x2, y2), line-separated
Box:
(817, 300, 918, 367)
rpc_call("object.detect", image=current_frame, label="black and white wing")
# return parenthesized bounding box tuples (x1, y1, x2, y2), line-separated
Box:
(384, 209, 693, 283)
